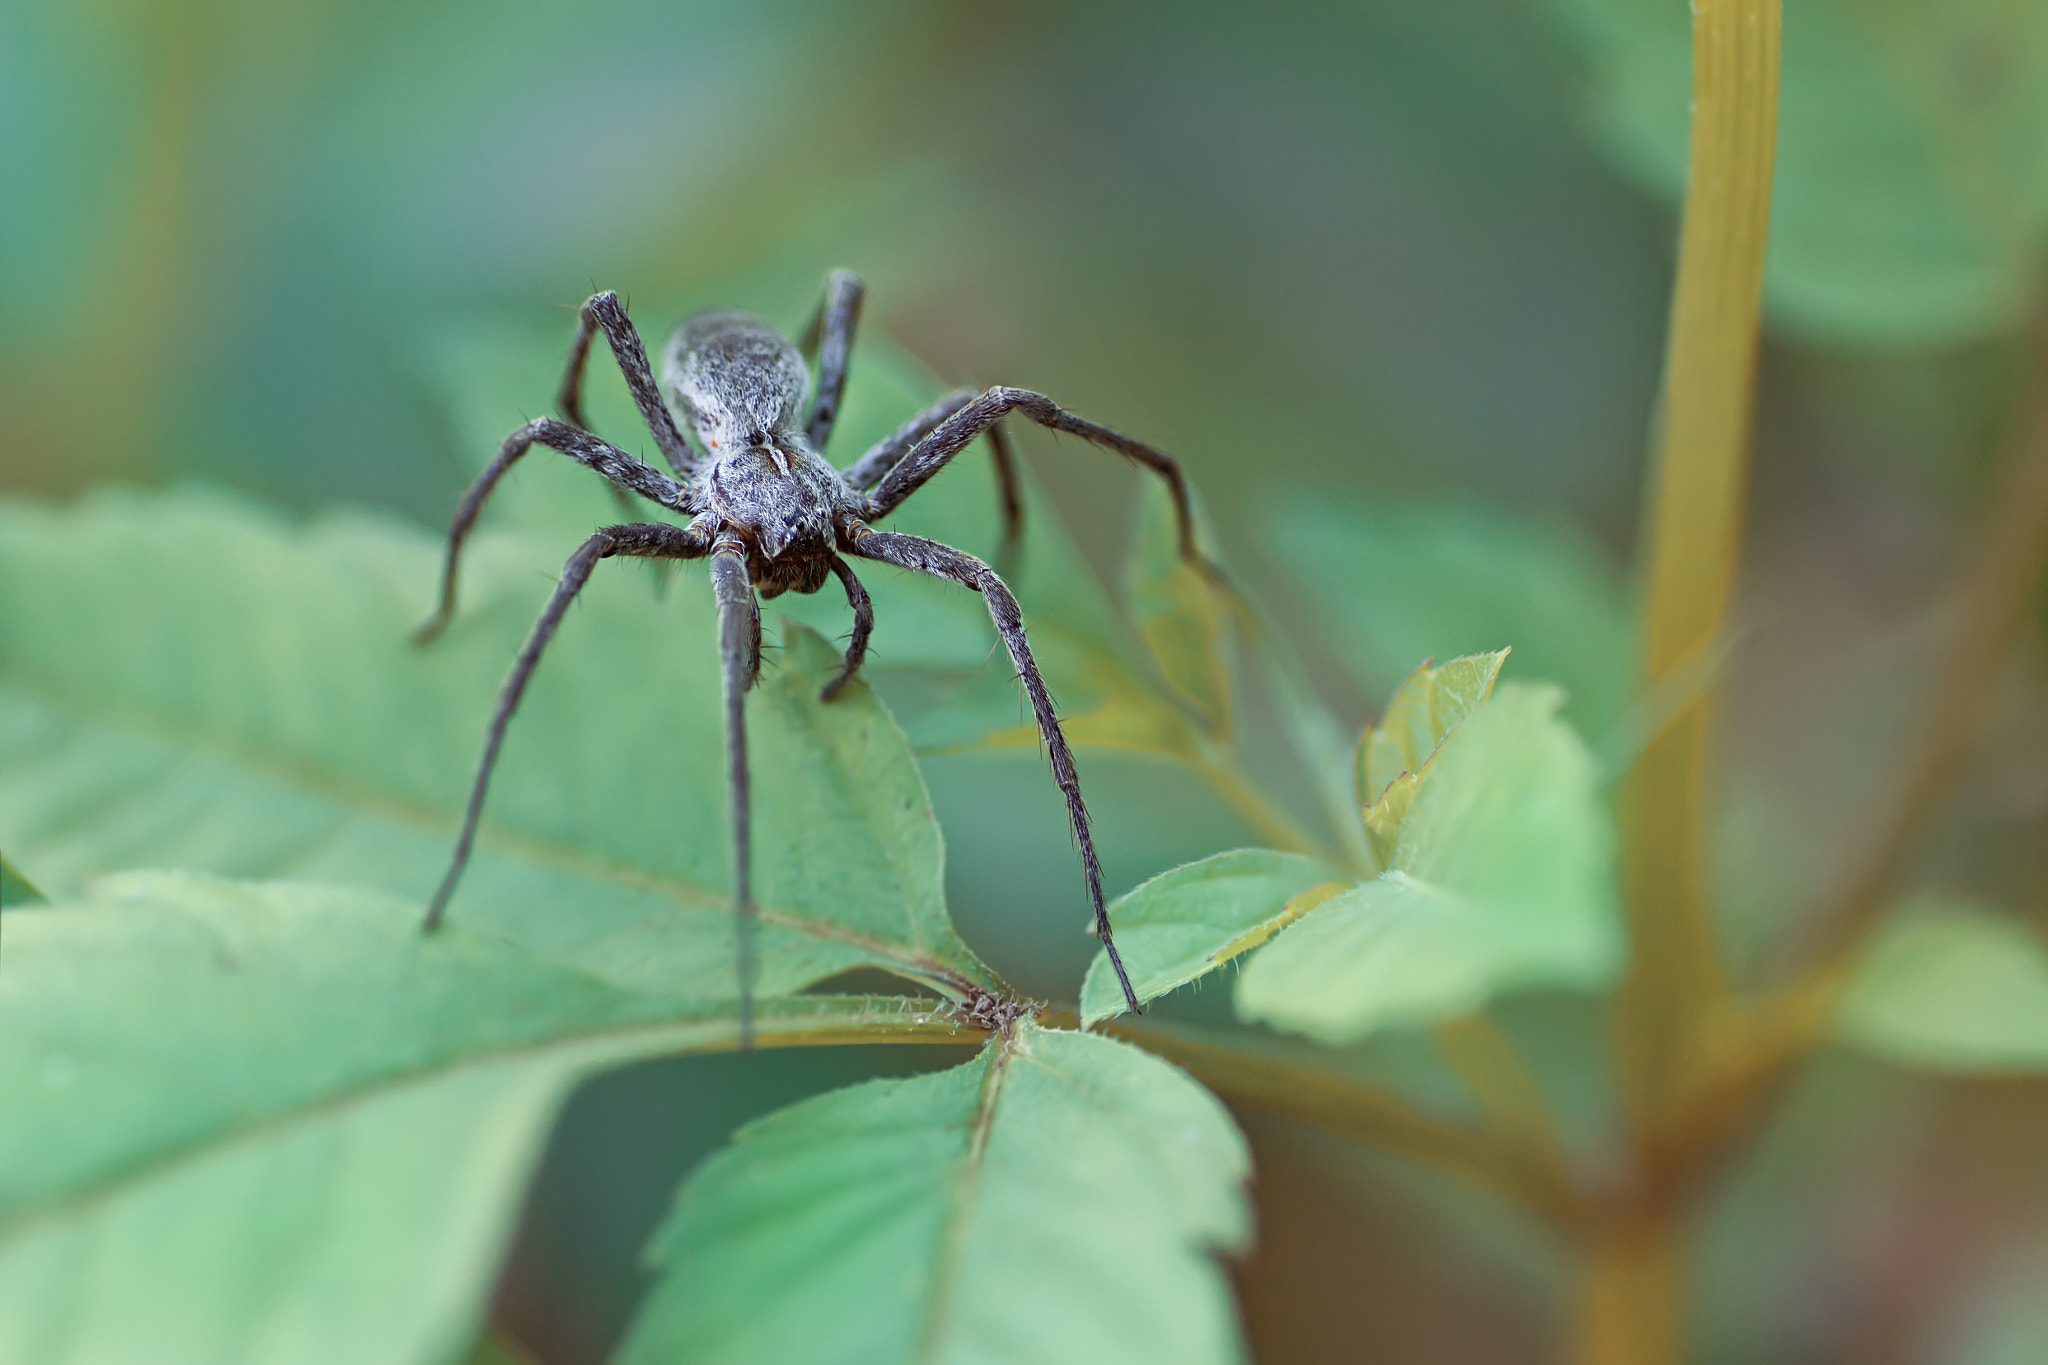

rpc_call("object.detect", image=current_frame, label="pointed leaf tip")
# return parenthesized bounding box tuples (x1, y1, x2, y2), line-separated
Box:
(1078, 849, 1348, 1025)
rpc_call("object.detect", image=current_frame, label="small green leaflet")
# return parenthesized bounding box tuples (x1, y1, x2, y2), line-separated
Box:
(1078, 849, 1348, 1026)
(1835, 900, 2048, 1073)
(1357, 650, 1509, 805)
(0, 874, 962, 1365)
(1357, 650, 1508, 866)
(616, 1021, 1251, 1365)
(1238, 685, 1622, 1044)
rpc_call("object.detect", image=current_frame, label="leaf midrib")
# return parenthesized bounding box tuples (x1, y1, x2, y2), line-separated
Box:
(0, 994, 967, 1254)
(914, 1022, 1020, 1365)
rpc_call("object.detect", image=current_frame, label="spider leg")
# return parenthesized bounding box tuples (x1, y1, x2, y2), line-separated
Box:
(557, 291, 702, 478)
(413, 418, 692, 645)
(842, 389, 1021, 558)
(867, 386, 1224, 583)
(841, 388, 976, 490)
(849, 528, 1143, 1015)
(710, 538, 763, 1047)
(796, 269, 865, 451)
(821, 555, 874, 702)
(985, 418, 1024, 564)
(421, 522, 712, 934)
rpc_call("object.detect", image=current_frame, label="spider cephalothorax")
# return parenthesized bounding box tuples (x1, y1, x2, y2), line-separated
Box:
(414, 269, 1221, 1043)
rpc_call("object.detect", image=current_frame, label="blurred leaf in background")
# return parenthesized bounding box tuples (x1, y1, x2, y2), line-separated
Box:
(1541, 0, 2048, 346)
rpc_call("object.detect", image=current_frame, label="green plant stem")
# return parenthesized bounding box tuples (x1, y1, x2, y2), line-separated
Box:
(1615, 0, 1780, 1142)
(1599, 3, 1779, 1361)
(1800, 332, 2048, 966)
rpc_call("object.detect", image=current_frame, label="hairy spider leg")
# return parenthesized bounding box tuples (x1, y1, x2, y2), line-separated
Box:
(822, 555, 874, 702)
(841, 388, 974, 489)
(556, 291, 702, 478)
(841, 389, 1023, 558)
(420, 522, 712, 935)
(850, 529, 1144, 1015)
(983, 419, 1025, 561)
(710, 538, 764, 1046)
(796, 268, 866, 451)
(868, 386, 1225, 584)
(412, 418, 692, 645)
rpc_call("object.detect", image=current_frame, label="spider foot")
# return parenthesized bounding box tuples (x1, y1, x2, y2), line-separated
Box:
(958, 988, 1038, 1035)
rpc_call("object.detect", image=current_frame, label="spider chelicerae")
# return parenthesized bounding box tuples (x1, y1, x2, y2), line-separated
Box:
(413, 270, 1222, 1042)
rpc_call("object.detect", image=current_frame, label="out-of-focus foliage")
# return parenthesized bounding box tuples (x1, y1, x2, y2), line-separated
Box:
(1837, 900, 2048, 1072)
(0, 853, 41, 906)
(1542, 0, 2048, 345)
(1267, 497, 1634, 738)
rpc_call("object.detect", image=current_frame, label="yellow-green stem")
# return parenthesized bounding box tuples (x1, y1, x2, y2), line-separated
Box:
(1576, 1218, 1685, 1365)
(1616, 0, 1780, 1138)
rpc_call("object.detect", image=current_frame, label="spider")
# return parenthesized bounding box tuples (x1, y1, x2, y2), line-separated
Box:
(413, 269, 1221, 1043)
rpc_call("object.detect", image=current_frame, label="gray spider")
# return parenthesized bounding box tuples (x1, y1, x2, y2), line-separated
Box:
(414, 270, 1220, 1042)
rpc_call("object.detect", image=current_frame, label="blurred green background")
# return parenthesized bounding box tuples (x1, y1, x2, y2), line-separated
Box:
(5, 0, 2046, 1360)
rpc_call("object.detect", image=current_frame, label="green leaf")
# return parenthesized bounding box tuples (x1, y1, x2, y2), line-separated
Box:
(0, 873, 956, 1365)
(1126, 481, 1232, 735)
(1835, 900, 2048, 1072)
(1237, 685, 1622, 1044)
(0, 487, 997, 1000)
(617, 1020, 1251, 1365)
(1268, 496, 1633, 739)
(1356, 650, 1509, 864)
(1357, 650, 1510, 806)
(1540, 0, 2048, 345)
(1078, 849, 1350, 1026)
(0, 852, 42, 907)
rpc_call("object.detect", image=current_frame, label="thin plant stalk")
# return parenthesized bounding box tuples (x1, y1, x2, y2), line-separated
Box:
(1601, 0, 1781, 1359)
(1614, 0, 1780, 1139)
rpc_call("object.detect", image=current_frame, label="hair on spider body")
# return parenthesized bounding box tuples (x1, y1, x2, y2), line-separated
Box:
(414, 269, 1225, 1045)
